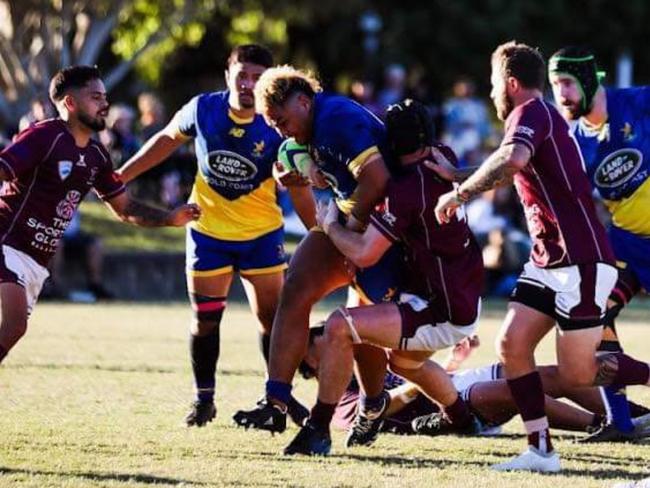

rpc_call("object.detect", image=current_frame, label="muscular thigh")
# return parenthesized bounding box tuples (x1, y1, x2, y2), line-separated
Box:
(282, 230, 351, 302)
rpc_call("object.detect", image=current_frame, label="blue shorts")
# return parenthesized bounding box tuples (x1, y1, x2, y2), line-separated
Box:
(352, 244, 404, 304)
(609, 225, 650, 291)
(186, 227, 287, 277)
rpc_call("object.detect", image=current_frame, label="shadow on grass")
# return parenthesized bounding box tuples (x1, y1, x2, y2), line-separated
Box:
(0, 466, 206, 486)
(4, 362, 176, 374)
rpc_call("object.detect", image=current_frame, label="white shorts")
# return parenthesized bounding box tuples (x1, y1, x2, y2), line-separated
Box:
(0, 245, 49, 314)
(397, 293, 481, 351)
(452, 363, 502, 392)
(511, 260, 617, 330)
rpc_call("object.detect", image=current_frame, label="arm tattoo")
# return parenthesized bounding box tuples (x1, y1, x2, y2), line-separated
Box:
(121, 200, 170, 227)
(453, 166, 480, 182)
(458, 147, 518, 198)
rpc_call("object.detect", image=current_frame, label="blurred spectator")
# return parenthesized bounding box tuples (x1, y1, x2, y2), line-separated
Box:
(18, 95, 56, 131)
(48, 213, 113, 301)
(137, 92, 166, 139)
(100, 104, 140, 167)
(442, 78, 492, 165)
(350, 79, 383, 118)
(377, 64, 407, 111)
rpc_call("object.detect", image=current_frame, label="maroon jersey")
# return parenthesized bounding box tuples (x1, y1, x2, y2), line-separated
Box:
(502, 98, 615, 268)
(370, 155, 483, 326)
(0, 119, 125, 266)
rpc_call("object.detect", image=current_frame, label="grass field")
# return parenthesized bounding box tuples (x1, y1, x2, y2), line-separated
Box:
(1, 302, 649, 487)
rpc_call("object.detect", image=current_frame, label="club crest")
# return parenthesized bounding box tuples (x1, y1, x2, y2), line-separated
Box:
(58, 160, 73, 181)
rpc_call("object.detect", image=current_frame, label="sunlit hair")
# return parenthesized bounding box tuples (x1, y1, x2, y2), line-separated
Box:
(49, 65, 102, 103)
(254, 65, 322, 119)
(491, 41, 546, 91)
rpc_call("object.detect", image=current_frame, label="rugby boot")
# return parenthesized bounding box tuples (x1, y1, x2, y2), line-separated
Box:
(411, 411, 483, 437)
(185, 400, 216, 427)
(580, 418, 650, 443)
(286, 395, 310, 427)
(492, 446, 561, 473)
(345, 391, 390, 448)
(283, 422, 332, 456)
(232, 397, 287, 433)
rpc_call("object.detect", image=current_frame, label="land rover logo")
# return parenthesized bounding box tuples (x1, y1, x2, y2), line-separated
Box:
(205, 150, 257, 182)
(594, 148, 643, 188)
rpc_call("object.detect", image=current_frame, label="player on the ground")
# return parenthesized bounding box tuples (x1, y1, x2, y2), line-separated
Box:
(0, 65, 200, 365)
(117, 45, 313, 427)
(434, 41, 650, 473)
(300, 325, 650, 438)
(282, 99, 485, 456)
(232, 65, 402, 433)
(549, 46, 650, 442)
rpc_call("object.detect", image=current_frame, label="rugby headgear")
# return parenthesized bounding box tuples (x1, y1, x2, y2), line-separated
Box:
(549, 46, 605, 116)
(385, 99, 434, 156)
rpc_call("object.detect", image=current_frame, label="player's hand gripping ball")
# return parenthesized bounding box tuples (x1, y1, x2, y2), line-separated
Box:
(274, 138, 314, 187)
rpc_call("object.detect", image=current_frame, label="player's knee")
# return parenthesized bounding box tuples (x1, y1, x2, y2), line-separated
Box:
(324, 312, 352, 347)
(387, 354, 424, 379)
(282, 270, 322, 307)
(255, 307, 275, 333)
(188, 294, 226, 336)
(496, 332, 527, 366)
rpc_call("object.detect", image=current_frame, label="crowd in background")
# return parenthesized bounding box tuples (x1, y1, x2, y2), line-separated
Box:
(0, 64, 558, 300)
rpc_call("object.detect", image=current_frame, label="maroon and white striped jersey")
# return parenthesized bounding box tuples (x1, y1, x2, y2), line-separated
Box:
(502, 98, 615, 268)
(0, 119, 125, 266)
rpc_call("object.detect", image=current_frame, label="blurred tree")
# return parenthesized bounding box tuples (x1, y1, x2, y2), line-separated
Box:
(0, 0, 215, 125)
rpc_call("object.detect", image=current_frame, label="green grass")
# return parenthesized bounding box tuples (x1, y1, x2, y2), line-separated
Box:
(1, 302, 649, 487)
(78, 201, 302, 254)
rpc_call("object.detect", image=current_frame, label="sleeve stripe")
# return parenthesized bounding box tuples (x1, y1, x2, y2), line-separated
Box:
(348, 146, 380, 178)
(504, 136, 535, 156)
(98, 185, 126, 200)
(369, 214, 399, 242)
(0, 157, 17, 180)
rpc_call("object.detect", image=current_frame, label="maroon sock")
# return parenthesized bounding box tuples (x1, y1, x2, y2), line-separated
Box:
(614, 353, 650, 386)
(0, 345, 7, 364)
(444, 395, 473, 428)
(507, 371, 553, 453)
(310, 400, 336, 432)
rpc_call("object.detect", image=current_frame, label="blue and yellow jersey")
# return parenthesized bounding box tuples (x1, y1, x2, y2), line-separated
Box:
(176, 91, 283, 240)
(309, 92, 393, 214)
(575, 87, 650, 236)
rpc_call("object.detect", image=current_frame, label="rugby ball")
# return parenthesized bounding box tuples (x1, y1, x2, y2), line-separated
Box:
(277, 138, 314, 176)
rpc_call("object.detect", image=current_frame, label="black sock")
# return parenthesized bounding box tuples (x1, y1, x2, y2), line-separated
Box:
(444, 396, 473, 428)
(590, 413, 605, 429)
(190, 327, 220, 403)
(310, 400, 336, 432)
(0, 345, 7, 364)
(259, 332, 271, 365)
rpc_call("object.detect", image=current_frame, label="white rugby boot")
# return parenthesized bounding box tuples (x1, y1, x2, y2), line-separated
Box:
(492, 446, 561, 473)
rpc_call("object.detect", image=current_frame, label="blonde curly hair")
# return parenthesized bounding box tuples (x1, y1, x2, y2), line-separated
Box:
(254, 65, 322, 119)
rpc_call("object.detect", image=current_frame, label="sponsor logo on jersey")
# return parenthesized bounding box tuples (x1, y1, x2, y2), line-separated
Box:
(594, 148, 643, 188)
(229, 127, 245, 138)
(205, 150, 258, 182)
(515, 125, 535, 138)
(58, 160, 73, 181)
(620, 122, 635, 142)
(55, 190, 82, 220)
(381, 209, 397, 226)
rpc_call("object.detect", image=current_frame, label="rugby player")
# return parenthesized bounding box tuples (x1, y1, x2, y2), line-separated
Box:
(549, 46, 650, 442)
(118, 45, 313, 427)
(282, 99, 484, 455)
(232, 66, 403, 433)
(0, 65, 200, 366)
(434, 41, 650, 472)
(301, 325, 650, 440)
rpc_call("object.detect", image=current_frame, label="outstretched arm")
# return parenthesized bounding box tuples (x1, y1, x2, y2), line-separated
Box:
(434, 143, 530, 224)
(117, 114, 190, 183)
(317, 199, 391, 268)
(104, 191, 201, 227)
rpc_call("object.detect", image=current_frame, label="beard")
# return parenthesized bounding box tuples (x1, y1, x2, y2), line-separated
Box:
(238, 91, 255, 109)
(495, 91, 515, 121)
(560, 101, 584, 120)
(78, 111, 106, 132)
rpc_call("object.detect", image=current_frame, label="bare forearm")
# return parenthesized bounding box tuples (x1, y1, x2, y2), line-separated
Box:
(458, 148, 518, 199)
(327, 222, 367, 264)
(119, 133, 184, 183)
(452, 166, 480, 183)
(287, 186, 317, 230)
(114, 199, 172, 227)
